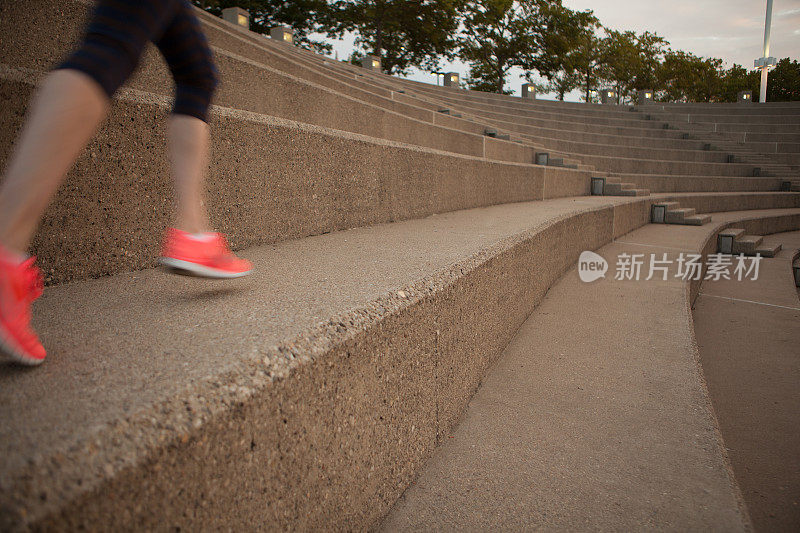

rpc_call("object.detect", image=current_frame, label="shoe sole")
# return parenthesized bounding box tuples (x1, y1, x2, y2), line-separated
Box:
(0, 324, 45, 366)
(159, 257, 252, 279)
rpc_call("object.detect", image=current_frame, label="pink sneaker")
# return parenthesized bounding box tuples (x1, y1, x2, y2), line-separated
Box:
(160, 228, 252, 279)
(0, 247, 46, 366)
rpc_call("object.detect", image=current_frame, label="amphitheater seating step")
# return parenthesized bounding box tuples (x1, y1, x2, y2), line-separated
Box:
(591, 176, 650, 197)
(0, 196, 655, 530)
(694, 230, 800, 531)
(651, 201, 712, 226)
(437, 109, 462, 118)
(2, 3, 800, 529)
(380, 216, 780, 531)
(718, 229, 783, 257)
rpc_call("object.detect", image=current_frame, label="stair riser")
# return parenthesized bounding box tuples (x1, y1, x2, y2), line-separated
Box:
(0, 77, 590, 284)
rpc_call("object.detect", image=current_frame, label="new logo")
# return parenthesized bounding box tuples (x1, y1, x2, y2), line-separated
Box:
(578, 251, 608, 283)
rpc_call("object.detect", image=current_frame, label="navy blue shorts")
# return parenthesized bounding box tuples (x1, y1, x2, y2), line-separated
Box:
(59, 0, 218, 122)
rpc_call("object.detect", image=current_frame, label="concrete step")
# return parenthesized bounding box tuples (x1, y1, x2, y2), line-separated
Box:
(719, 228, 746, 241)
(0, 197, 653, 531)
(651, 202, 711, 226)
(381, 219, 780, 531)
(603, 181, 637, 195)
(650, 192, 800, 216)
(0, 73, 589, 284)
(0, 0, 551, 167)
(694, 229, 800, 531)
(665, 207, 697, 224)
(684, 214, 713, 226)
(718, 229, 782, 256)
(737, 235, 764, 253)
(755, 242, 782, 257)
(620, 188, 651, 197)
(618, 174, 785, 194)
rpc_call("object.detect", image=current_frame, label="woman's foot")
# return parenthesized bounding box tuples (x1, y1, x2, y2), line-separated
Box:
(0, 246, 46, 366)
(160, 228, 252, 279)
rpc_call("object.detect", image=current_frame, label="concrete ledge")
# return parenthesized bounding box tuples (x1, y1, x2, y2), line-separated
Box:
(0, 1, 539, 165)
(2, 197, 649, 530)
(0, 72, 592, 285)
(380, 211, 800, 530)
(689, 211, 800, 304)
(619, 175, 784, 193)
(653, 192, 800, 215)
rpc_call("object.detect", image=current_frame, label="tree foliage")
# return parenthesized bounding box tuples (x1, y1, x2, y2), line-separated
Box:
(599, 30, 667, 103)
(193, 0, 800, 102)
(329, 0, 465, 75)
(458, 0, 543, 94)
(192, 0, 334, 53)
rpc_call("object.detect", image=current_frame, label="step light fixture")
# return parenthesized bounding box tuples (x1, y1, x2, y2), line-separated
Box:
(269, 26, 294, 44)
(222, 7, 249, 29)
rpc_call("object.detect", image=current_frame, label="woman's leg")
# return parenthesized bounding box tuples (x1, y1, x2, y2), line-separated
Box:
(155, 0, 218, 234)
(155, 2, 250, 279)
(0, 71, 108, 254)
(0, 0, 180, 365)
(168, 114, 210, 234)
(0, 0, 180, 254)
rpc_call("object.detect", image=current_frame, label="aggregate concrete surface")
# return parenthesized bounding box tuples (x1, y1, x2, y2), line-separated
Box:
(0, 196, 633, 517)
(694, 230, 800, 531)
(381, 221, 754, 531)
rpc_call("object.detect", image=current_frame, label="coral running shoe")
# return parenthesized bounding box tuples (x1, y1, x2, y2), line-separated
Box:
(0, 247, 46, 366)
(160, 228, 252, 279)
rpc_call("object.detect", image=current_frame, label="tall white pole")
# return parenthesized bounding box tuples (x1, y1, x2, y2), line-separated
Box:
(759, 0, 773, 103)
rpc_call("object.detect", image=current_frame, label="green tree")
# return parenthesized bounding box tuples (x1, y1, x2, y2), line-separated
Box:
(564, 11, 603, 102)
(538, 70, 580, 100)
(329, 0, 465, 75)
(656, 50, 723, 102)
(460, 0, 567, 94)
(193, 0, 334, 53)
(460, 0, 528, 94)
(765, 58, 800, 102)
(631, 31, 668, 91)
(522, 2, 593, 100)
(598, 30, 639, 103)
(717, 64, 759, 102)
(599, 30, 668, 103)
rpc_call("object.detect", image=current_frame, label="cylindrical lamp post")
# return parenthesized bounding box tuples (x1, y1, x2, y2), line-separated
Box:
(755, 0, 777, 103)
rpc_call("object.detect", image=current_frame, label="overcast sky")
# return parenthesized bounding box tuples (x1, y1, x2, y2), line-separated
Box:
(323, 0, 800, 100)
(563, 0, 800, 69)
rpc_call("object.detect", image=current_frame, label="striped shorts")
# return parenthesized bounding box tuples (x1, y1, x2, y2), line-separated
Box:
(59, 0, 218, 122)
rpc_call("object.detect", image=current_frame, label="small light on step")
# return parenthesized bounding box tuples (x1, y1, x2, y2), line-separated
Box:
(269, 25, 294, 44)
(443, 72, 460, 87)
(521, 83, 536, 99)
(222, 7, 250, 30)
(360, 55, 382, 71)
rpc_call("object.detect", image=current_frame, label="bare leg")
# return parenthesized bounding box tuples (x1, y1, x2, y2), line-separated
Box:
(168, 115, 210, 234)
(0, 70, 109, 254)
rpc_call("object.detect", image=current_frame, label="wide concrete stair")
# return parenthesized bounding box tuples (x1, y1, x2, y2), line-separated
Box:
(590, 175, 649, 197)
(651, 201, 712, 226)
(693, 229, 800, 531)
(380, 209, 800, 531)
(2, 1, 800, 530)
(275, 42, 786, 194)
(634, 103, 800, 181)
(717, 228, 783, 257)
